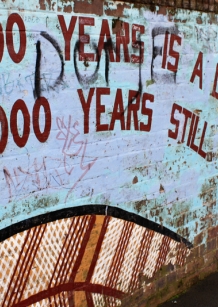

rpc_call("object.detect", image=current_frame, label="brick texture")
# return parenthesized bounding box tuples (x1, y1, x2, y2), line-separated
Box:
(125, 226, 218, 307)
(56, 0, 218, 14)
(122, 0, 218, 12)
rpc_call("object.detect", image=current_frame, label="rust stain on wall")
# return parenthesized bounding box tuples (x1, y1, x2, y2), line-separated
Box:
(74, 0, 103, 15)
(104, 2, 131, 17)
(39, 0, 52, 10)
(63, 4, 72, 13)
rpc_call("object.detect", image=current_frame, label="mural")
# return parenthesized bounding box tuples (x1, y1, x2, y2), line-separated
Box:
(0, 0, 218, 305)
(0, 211, 190, 307)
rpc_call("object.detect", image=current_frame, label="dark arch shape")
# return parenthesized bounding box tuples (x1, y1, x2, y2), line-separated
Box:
(0, 204, 193, 248)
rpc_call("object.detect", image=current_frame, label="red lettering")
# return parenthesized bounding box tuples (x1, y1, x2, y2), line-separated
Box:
(190, 51, 203, 89)
(58, 15, 77, 61)
(126, 91, 140, 130)
(181, 108, 192, 143)
(116, 22, 130, 63)
(10, 99, 30, 147)
(96, 88, 110, 132)
(131, 24, 145, 63)
(0, 106, 8, 154)
(79, 17, 95, 61)
(162, 32, 181, 73)
(78, 88, 95, 134)
(33, 97, 51, 142)
(169, 104, 206, 159)
(211, 63, 218, 99)
(198, 121, 207, 159)
(167, 34, 181, 73)
(190, 115, 199, 153)
(0, 24, 4, 62)
(187, 113, 196, 147)
(168, 103, 182, 139)
(97, 19, 114, 62)
(140, 92, 154, 132)
(6, 13, 26, 63)
(109, 89, 125, 131)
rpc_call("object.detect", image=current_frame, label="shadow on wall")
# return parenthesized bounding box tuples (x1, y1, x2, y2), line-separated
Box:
(0, 206, 191, 307)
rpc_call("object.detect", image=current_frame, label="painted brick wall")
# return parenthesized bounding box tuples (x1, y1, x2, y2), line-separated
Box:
(0, 1, 218, 306)
(123, 0, 218, 13)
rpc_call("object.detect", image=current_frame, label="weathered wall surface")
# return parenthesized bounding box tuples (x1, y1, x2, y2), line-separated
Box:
(1, 1, 218, 306)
